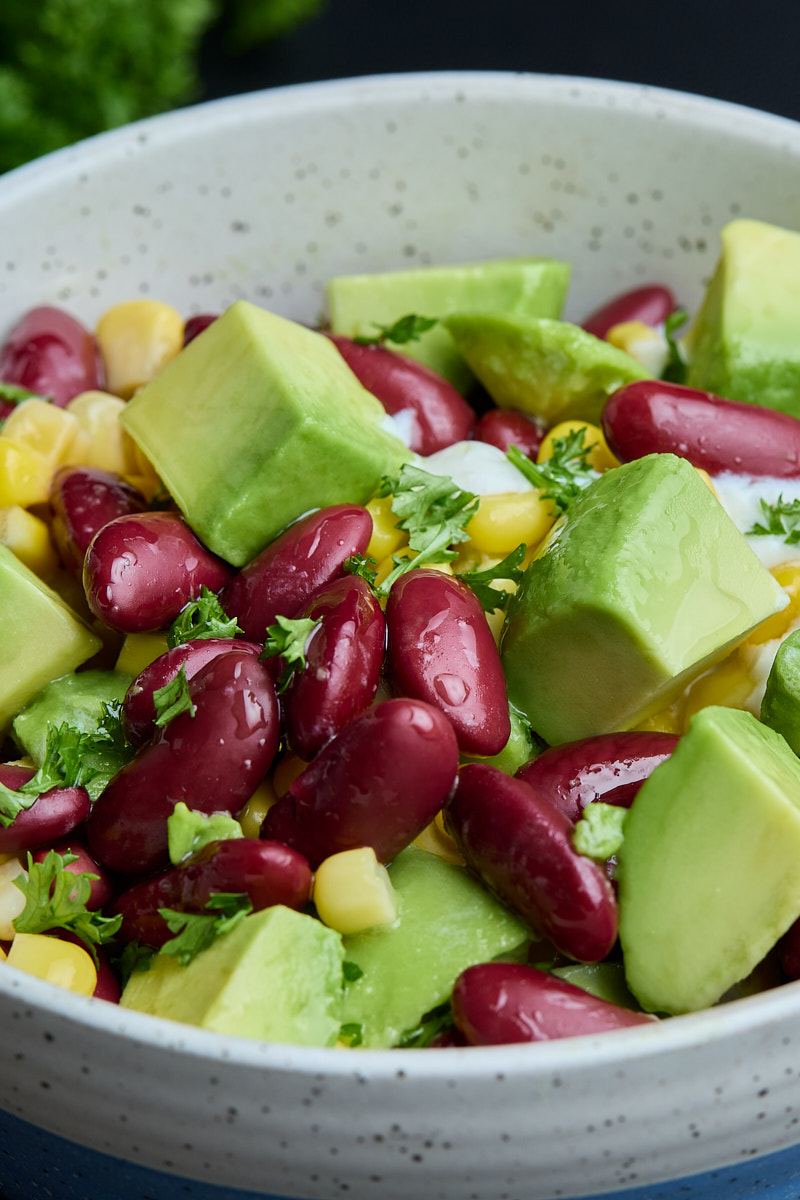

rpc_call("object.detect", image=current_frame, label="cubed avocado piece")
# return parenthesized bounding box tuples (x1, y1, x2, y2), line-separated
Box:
(443, 314, 652, 425)
(552, 962, 640, 1010)
(686, 219, 800, 417)
(340, 845, 530, 1048)
(120, 301, 411, 567)
(501, 454, 787, 745)
(0, 546, 101, 731)
(121, 906, 344, 1045)
(761, 629, 800, 755)
(327, 257, 570, 393)
(617, 706, 800, 1014)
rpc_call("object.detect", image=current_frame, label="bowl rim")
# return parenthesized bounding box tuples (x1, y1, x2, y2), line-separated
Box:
(2, 69, 800, 1080)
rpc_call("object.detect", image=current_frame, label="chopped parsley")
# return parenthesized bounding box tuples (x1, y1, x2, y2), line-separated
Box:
(152, 665, 196, 727)
(0, 382, 49, 406)
(661, 308, 689, 385)
(158, 893, 253, 967)
(112, 939, 156, 988)
(571, 802, 628, 861)
(342, 960, 364, 984)
(260, 614, 322, 693)
(166, 801, 243, 866)
(166, 586, 242, 647)
(506, 429, 598, 515)
(396, 1002, 454, 1048)
(12, 850, 122, 966)
(342, 553, 378, 588)
(748, 495, 800, 544)
(338, 1022, 364, 1047)
(353, 313, 437, 347)
(457, 543, 527, 613)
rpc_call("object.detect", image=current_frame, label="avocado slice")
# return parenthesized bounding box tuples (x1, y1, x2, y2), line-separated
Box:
(120, 301, 411, 567)
(501, 454, 786, 745)
(686, 219, 800, 417)
(618, 706, 800, 1014)
(443, 313, 652, 425)
(0, 546, 101, 731)
(327, 257, 570, 392)
(761, 629, 800, 755)
(121, 906, 344, 1045)
(340, 845, 530, 1048)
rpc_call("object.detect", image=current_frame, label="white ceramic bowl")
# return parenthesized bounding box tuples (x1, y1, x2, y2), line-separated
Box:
(2, 72, 800, 1200)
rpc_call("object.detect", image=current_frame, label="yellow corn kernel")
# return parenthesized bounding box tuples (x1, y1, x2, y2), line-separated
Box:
(115, 631, 170, 677)
(121, 435, 162, 500)
(365, 494, 407, 561)
(7, 933, 97, 996)
(749, 561, 800, 645)
(0, 856, 26, 940)
(0, 438, 51, 507)
(632, 699, 685, 736)
(413, 811, 466, 867)
(64, 391, 129, 475)
(466, 491, 555, 557)
(0, 944, 5, 962)
(96, 300, 184, 400)
(682, 655, 755, 728)
(538, 420, 620, 473)
(273, 752, 308, 798)
(238, 779, 279, 838)
(0, 505, 59, 577)
(2, 399, 80, 467)
(695, 467, 717, 497)
(314, 847, 397, 934)
(606, 320, 669, 375)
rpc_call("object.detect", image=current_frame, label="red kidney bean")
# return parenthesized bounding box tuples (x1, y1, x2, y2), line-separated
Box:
(283, 575, 386, 760)
(516, 731, 679, 826)
(473, 408, 545, 459)
(32, 837, 114, 910)
(123, 637, 262, 746)
(183, 314, 218, 345)
(262, 698, 459, 868)
(452, 962, 656, 1045)
(222, 504, 372, 642)
(83, 511, 232, 633)
(112, 837, 312, 948)
(0, 306, 105, 406)
(780, 917, 800, 981)
(50, 466, 148, 576)
(581, 285, 676, 340)
(385, 569, 510, 757)
(86, 651, 279, 876)
(327, 334, 476, 455)
(445, 764, 618, 962)
(602, 380, 800, 478)
(0, 765, 90, 855)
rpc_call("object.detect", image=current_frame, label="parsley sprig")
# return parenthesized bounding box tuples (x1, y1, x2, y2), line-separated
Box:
(457, 544, 527, 613)
(661, 308, 689, 385)
(153, 665, 196, 728)
(353, 313, 437, 347)
(748, 495, 800, 544)
(167, 586, 242, 648)
(506, 429, 598, 515)
(260, 614, 322, 693)
(571, 803, 628, 861)
(158, 893, 253, 967)
(343, 553, 378, 587)
(396, 1001, 454, 1048)
(13, 851, 122, 965)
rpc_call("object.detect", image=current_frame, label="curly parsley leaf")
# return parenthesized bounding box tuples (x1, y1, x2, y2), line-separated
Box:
(112, 939, 156, 990)
(353, 314, 438, 347)
(338, 1021, 364, 1047)
(506, 430, 598, 515)
(342, 960, 364, 984)
(396, 1002, 454, 1048)
(571, 803, 628, 861)
(343, 553, 378, 588)
(457, 543, 527, 613)
(748, 495, 800, 544)
(260, 614, 322, 693)
(153, 665, 196, 728)
(12, 851, 122, 966)
(376, 464, 479, 595)
(167, 801, 243, 867)
(158, 893, 253, 967)
(661, 308, 689, 385)
(167, 586, 242, 648)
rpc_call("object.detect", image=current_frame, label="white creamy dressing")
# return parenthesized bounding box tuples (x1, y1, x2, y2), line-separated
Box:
(711, 471, 800, 570)
(419, 440, 535, 496)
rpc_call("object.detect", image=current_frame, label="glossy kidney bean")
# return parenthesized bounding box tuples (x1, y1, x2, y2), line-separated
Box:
(602, 380, 800, 478)
(183, 314, 218, 345)
(87, 651, 279, 876)
(452, 962, 656, 1045)
(112, 836, 312, 948)
(50, 465, 148, 576)
(445, 764, 618, 962)
(516, 731, 679, 825)
(83, 511, 232, 633)
(262, 698, 459, 868)
(327, 334, 476, 455)
(473, 408, 545, 459)
(385, 569, 510, 756)
(123, 637, 262, 746)
(32, 837, 114, 910)
(222, 504, 373, 642)
(0, 306, 105, 406)
(0, 764, 90, 855)
(581, 284, 676, 340)
(283, 575, 386, 760)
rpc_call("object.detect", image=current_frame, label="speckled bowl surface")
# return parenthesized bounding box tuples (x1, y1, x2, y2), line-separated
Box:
(2, 72, 800, 1200)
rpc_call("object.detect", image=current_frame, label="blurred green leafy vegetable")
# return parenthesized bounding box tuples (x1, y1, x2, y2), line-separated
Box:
(0, 0, 325, 174)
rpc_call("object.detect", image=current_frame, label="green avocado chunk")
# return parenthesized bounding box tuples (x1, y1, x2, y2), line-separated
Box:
(501, 454, 786, 745)
(327, 257, 570, 392)
(761, 629, 800, 755)
(686, 219, 800, 417)
(0, 546, 101, 732)
(552, 961, 640, 1010)
(121, 906, 345, 1045)
(443, 313, 652, 425)
(617, 706, 800, 1014)
(120, 301, 411, 567)
(340, 845, 530, 1048)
